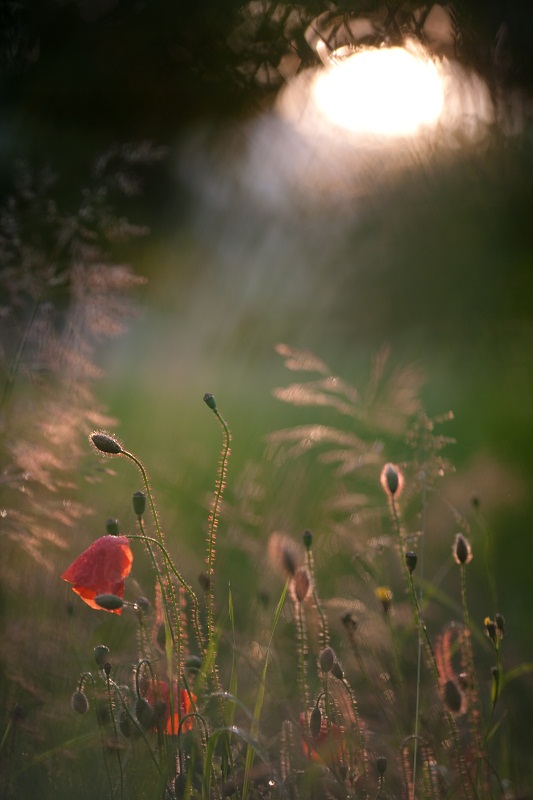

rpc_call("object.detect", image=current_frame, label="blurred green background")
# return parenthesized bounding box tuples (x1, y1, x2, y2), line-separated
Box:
(1, 0, 533, 795)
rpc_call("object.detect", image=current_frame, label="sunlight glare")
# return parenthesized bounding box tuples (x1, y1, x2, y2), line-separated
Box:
(313, 46, 444, 137)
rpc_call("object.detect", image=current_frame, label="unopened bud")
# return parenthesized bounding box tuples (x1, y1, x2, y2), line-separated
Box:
(106, 518, 120, 536)
(331, 660, 344, 680)
(495, 613, 505, 637)
(376, 755, 387, 775)
(380, 463, 404, 498)
(453, 533, 472, 565)
(405, 551, 418, 573)
(132, 490, 146, 517)
(90, 432, 123, 455)
(95, 594, 124, 612)
(186, 655, 202, 673)
(444, 679, 463, 714)
(135, 597, 150, 613)
(319, 647, 335, 673)
(292, 567, 311, 603)
(203, 393, 217, 411)
(484, 617, 497, 643)
(103, 662, 112, 677)
(302, 530, 313, 549)
(94, 644, 110, 667)
(71, 690, 89, 714)
(136, 697, 155, 729)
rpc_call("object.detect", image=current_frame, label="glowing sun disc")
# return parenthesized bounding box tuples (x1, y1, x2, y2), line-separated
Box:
(313, 46, 445, 137)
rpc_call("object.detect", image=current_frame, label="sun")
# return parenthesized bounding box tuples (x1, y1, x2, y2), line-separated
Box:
(312, 44, 445, 138)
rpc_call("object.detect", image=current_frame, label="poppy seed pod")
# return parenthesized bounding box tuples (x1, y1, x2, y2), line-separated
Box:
(453, 533, 473, 565)
(90, 432, 123, 455)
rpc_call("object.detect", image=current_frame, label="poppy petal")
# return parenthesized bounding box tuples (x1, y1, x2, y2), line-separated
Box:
(61, 535, 133, 614)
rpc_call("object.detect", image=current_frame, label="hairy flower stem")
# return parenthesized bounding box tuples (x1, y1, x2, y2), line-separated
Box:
(391, 498, 473, 800)
(295, 600, 310, 717)
(127, 533, 205, 654)
(460, 564, 484, 763)
(306, 547, 329, 652)
(105, 671, 124, 800)
(204, 404, 231, 649)
(121, 450, 183, 716)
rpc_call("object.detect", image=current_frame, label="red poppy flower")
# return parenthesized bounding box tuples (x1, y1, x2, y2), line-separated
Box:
(146, 680, 196, 735)
(61, 535, 133, 615)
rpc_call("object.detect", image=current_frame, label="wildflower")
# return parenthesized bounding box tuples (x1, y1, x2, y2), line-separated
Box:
(375, 586, 393, 615)
(453, 533, 473, 565)
(380, 463, 404, 499)
(61, 535, 133, 614)
(144, 680, 196, 736)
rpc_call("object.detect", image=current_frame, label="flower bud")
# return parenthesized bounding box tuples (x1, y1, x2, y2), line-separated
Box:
(484, 617, 497, 643)
(135, 697, 155, 729)
(103, 662, 112, 677)
(443, 679, 463, 714)
(71, 690, 89, 714)
(405, 551, 418, 573)
(203, 393, 217, 411)
(495, 613, 505, 637)
(376, 755, 387, 775)
(319, 647, 335, 673)
(132, 490, 146, 517)
(90, 432, 123, 455)
(309, 705, 322, 739)
(453, 533, 472, 565)
(106, 518, 120, 536)
(95, 594, 124, 611)
(186, 655, 202, 673)
(331, 660, 344, 680)
(94, 644, 110, 667)
(380, 463, 404, 498)
(292, 567, 311, 603)
(135, 596, 150, 613)
(302, 529, 313, 549)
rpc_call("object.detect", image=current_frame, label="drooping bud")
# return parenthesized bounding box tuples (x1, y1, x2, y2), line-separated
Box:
(495, 613, 505, 637)
(292, 567, 311, 603)
(106, 518, 120, 536)
(380, 463, 404, 499)
(71, 690, 89, 714)
(132, 490, 146, 517)
(405, 551, 418, 573)
(331, 660, 344, 680)
(135, 596, 150, 613)
(95, 594, 124, 612)
(135, 697, 155, 729)
(94, 644, 110, 667)
(443, 679, 463, 714)
(319, 647, 335, 673)
(376, 755, 387, 775)
(90, 432, 123, 455)
(309, 705, 322, 739)
(302, 530, 313, 550)
(203, 393, 217, 411)
(453, 533, 473, 565)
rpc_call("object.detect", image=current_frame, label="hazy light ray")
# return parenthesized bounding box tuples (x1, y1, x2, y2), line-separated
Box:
(313, 46, 445, 137)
